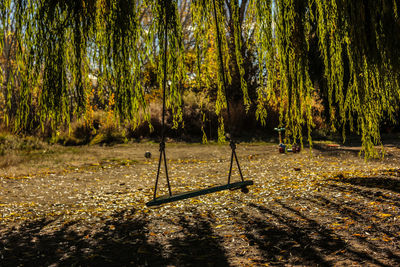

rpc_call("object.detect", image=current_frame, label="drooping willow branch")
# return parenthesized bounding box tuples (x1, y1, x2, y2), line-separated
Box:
(0, 0, 399, 157)
(191, 0, 250, 141)
(250, 0, 400, 156)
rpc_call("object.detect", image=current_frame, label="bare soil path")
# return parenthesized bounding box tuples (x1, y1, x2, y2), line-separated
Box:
(1, 142, 400, 266)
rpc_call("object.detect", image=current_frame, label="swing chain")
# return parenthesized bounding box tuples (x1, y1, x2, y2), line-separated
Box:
(159, 141, 165, 151)
(212, 0, 245, 185)
(229, 140, 236, 150)
(151, 0, 249, 203)
(152, 1, 172, 200)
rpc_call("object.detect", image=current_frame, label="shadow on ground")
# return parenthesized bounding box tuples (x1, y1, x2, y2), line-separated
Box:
(0, 210, 165, 266)
(336, 175, 400, 194)
(0, 208, 229, 267)
(1, 175, 400, 266)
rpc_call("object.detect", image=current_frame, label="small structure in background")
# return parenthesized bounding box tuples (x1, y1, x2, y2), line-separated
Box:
(145, 151, 152, 158)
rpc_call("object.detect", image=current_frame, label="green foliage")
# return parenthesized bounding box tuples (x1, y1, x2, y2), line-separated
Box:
(249, 0, 276, 126)
(97, 0, 145, 125)
(0, 132, 45, 153)
(152, 0, 186, 129)
(1, 0, 400, 157)
(249, 0, 400, 156)
(312, 0, 400, 156)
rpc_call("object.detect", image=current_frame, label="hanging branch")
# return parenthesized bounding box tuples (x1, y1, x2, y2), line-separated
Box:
(250, 0, 400, 156)
(231, 0, 250, 110)
(192, 0, 234, 142)
(98, 0, 146, 125)
(313, 0, 400, 156)
(146, 0, 186, 129)
(274, 0, 313, 146)
(1, 0, 400, 157)
(248, 0, 276, 126)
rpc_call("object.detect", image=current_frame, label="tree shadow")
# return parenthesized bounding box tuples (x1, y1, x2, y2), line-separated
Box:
(0, 210, 165, 266)
(311, 142, 361, 157)
(327, 183, 400, 208)
(335, 175, 400, 194)
(1, 189, 399, 266)
(244, 202, 355, 266)
(236, 204, 332, 266)
(0, 208, 230, 266)
(278, 200, 400, 266)
(311, 141, 400, 160)
(238, 201, 396, 267)
(304, 195, 400, 264)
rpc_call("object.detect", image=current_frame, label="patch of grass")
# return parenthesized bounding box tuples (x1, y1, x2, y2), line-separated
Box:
(56, 111, 128, 146)
(89, 132, 126, 145)
(0, 133, 46, 152)
(0, 133, 50, 169)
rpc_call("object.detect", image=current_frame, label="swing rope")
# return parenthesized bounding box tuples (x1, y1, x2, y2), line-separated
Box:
(148, 0, 250, 206)
(212, 0, 244, 185)
(153, 5, 172, 199)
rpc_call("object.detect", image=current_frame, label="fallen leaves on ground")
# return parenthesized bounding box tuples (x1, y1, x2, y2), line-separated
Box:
(1, 143, 400, 266)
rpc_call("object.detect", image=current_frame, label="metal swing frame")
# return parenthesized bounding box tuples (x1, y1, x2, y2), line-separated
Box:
(146, 0, 253, 207)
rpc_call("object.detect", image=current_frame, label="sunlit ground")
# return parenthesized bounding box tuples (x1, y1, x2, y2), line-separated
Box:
(1, 142, 400, 266)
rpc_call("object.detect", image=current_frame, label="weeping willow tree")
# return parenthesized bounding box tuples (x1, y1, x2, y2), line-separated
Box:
(308, 0, 400, 157)
(0, 0, 96, 130)
(0, 0, 185, 132)
(190, 0, 251, 142)
(250, 0, 400, 157)
(1, 0, 400, 157)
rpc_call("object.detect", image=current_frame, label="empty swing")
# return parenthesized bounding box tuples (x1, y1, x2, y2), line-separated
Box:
(146, 0, 253, 207)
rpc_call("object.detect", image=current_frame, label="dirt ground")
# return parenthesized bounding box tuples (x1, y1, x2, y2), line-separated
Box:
(1, 141, 400, 266)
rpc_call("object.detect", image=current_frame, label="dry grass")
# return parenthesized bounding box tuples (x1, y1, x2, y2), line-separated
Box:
(0, 142, 147, 179)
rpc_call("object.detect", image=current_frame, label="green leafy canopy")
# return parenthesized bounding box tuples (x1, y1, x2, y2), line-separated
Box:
(1, 0, 400, 156)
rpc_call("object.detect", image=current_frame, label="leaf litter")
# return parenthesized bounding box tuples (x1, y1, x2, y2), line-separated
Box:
(1, 143, 400, 266)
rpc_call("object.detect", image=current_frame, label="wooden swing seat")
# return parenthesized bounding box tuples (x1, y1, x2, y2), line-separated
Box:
(146, 180, 253, 207)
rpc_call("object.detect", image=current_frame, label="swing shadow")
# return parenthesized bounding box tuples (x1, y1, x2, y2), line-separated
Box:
(168, 209, 230, 266)
(2, 184, 400, 266)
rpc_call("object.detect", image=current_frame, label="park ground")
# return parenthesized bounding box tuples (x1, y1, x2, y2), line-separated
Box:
(1, 140, 400, 266)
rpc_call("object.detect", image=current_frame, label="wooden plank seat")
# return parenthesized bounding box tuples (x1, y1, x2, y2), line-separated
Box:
(146, 180, 253, 207)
